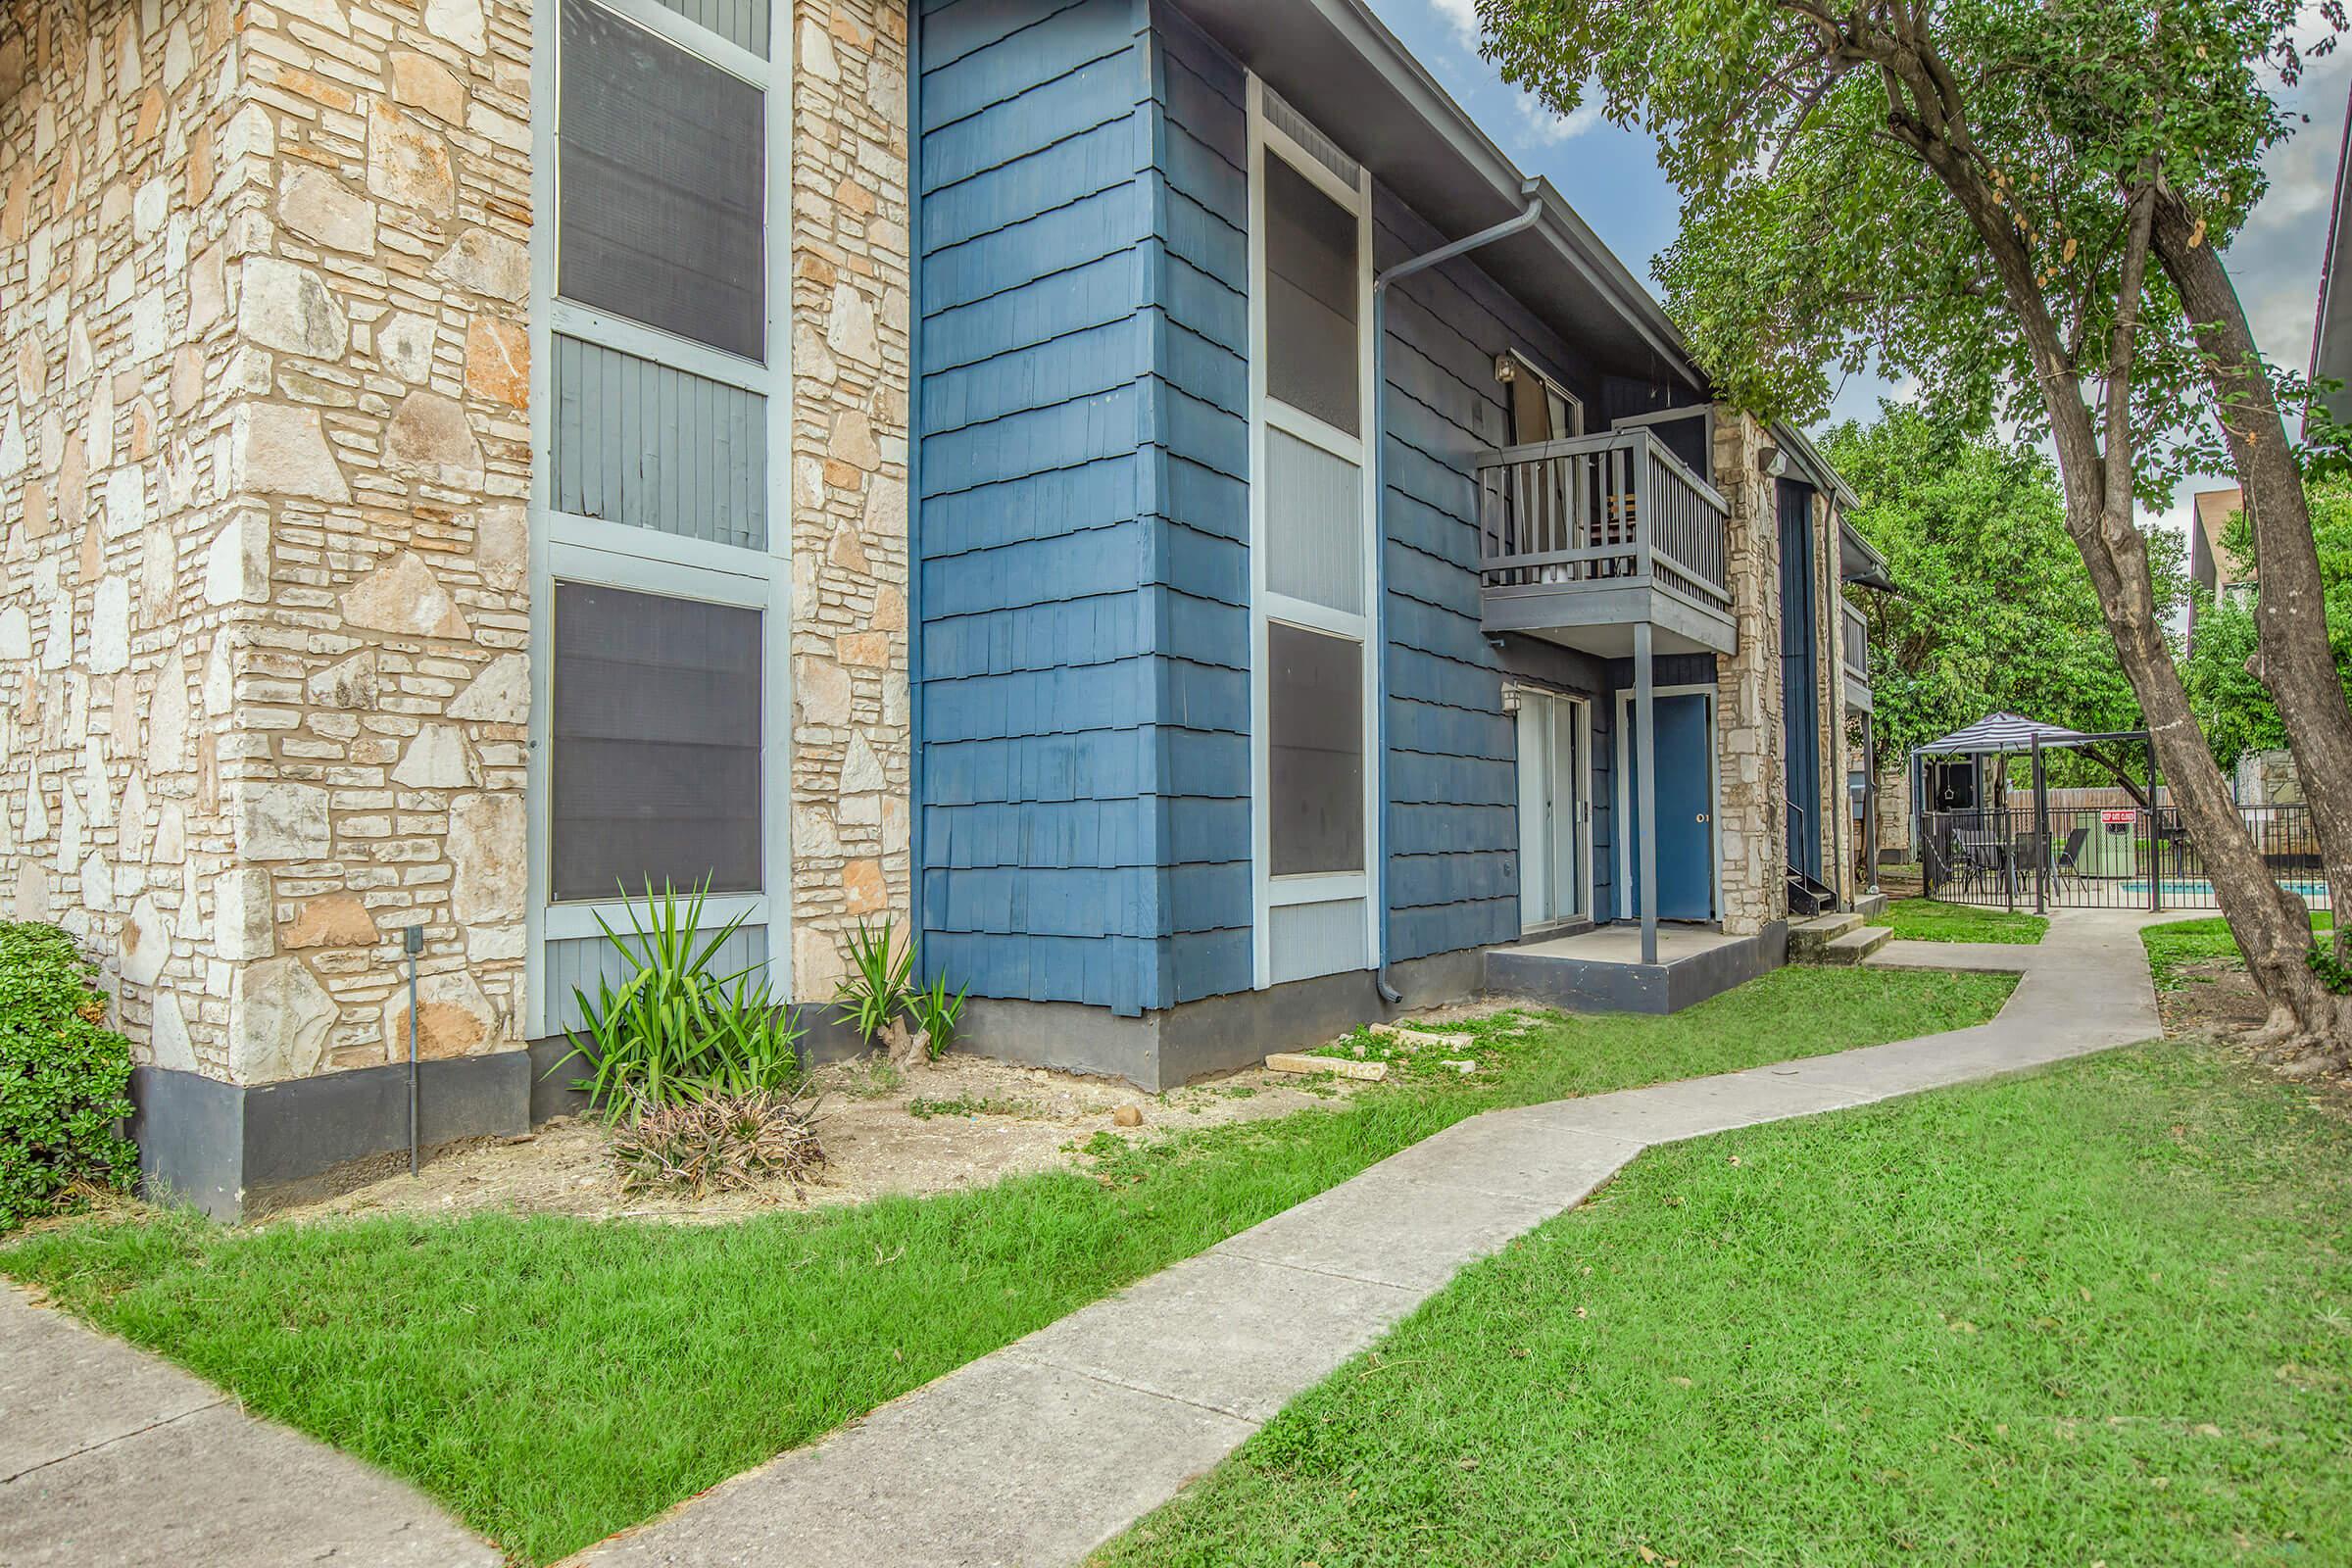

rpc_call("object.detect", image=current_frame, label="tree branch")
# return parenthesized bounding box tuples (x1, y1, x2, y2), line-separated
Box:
(2102, 175, 2158, 521)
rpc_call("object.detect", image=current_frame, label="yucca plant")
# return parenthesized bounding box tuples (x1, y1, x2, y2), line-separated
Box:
(834, 915, 915, 1044)
(909, 970, 969, 1060)
(555, 878, 806, 1118)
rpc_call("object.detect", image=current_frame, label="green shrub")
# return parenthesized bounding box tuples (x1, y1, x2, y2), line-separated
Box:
(554, 881, 807, 1117)
(909, 970, 969, 1059)
(1, 922, 137, 1229)
(834, 916, 915, 1044)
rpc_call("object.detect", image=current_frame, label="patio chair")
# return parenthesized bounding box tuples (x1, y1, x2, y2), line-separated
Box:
(1955, 832, 2003, 898)
(2053, 826, 2088, 894)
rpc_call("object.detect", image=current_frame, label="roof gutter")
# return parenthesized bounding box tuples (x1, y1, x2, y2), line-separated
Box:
(1367, 185, 1544, 1006)
(1291, 0, 1706, 392)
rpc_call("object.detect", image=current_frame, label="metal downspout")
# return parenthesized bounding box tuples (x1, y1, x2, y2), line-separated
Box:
(1368, 186, 1544, 1004)
(905, 1, 925, 983)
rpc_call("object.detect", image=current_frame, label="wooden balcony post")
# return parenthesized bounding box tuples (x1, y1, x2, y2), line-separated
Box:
(1630, 429, 1654, 583)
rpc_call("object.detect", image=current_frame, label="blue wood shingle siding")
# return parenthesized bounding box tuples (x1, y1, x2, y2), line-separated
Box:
(915, 0, 1251, 1015)
(914, 0, 1705, 1011)
(1372, 190, 1630, 956)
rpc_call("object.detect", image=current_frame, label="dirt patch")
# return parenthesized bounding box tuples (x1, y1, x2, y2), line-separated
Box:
(2156, 961, 2352, 1117)
(264, 1051, 1379, 1228)
(2155, 958, 2273, 1038)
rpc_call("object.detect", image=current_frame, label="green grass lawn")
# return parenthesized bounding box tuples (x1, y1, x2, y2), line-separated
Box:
(1098, 1042, 2352, 1567)
(1869, 895, 2050, 944)
(2144, 910, 2336, 990)
(0, 967, 2009, 1565)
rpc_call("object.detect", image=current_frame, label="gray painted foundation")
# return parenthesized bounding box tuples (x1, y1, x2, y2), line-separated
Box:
(132, 1053, 530, 1220)
(1484, 921, 1788, 1014)
(131, 930, 1778, 1220)
(135, 1002, 875, 1220)
(956, 950, 1488, 1092)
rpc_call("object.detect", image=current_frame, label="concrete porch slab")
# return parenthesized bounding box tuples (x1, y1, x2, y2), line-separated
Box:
(1486, 920, 1788, 1014)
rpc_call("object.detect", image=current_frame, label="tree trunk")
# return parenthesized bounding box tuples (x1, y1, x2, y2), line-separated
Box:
(2152, 192, 2352, 994)
(2048, 499, 2350, 1068)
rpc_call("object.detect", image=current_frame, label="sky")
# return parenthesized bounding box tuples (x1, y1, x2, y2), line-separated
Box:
(1369, 0, 2352, 543)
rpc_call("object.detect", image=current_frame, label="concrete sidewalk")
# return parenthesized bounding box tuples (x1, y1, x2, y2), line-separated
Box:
(566, 909, 2162, 1568)
(0, 1281, 501, 1566)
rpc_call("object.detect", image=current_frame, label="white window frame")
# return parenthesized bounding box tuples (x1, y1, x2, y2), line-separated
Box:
(523, 0, 794, 1037)
(535, 544, 791, 945)
(1612, 683, 1723, 923)
(1246, 74, 1381, 989)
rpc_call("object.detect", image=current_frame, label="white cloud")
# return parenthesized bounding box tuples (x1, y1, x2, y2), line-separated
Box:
(1427, 0, 1481, 50)
(1516, 93, 1603, 145)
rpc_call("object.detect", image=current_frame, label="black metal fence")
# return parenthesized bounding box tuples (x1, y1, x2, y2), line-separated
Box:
(1922, 804, 2328, 912)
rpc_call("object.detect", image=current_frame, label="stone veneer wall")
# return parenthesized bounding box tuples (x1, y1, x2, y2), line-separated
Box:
(783, 0, 911, 1004)
(2, 0, 251, 1066)
(1709, 408, 1788, 936)
(2, 0, 913, 1104)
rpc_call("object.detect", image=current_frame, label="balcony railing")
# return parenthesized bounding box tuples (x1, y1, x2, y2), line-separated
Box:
(1841, 600, 1869, 681)
(1474, 428, 1731, 610)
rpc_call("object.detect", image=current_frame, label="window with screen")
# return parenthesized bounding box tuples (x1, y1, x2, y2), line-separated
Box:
(558, 0, 766, 362)
(1263, 157, 1360, 435)
(550, 582, 763, 902)
(1267, 621, 1365, 876)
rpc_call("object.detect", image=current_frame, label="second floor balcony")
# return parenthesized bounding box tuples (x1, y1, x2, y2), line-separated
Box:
(1842, 599, 1872, 712)
(1475, 428, 1736, 658)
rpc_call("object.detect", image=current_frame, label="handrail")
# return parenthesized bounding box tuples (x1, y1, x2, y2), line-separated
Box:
(1840, 599, 1869, 677)
(1474, 426, 1731, 606)
(1482, 429, 1728, 514)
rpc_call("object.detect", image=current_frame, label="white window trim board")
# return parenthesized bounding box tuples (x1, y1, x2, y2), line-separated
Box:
(1246, 73, 1382, 985)
(524, 0, 796, 1040)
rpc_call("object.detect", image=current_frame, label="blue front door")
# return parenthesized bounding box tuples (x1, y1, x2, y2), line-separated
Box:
(1624, 692, 1714, 920)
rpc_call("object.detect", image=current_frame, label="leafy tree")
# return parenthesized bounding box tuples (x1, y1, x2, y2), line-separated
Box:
(1829, 404, 2185, 766)
(1483, 0, 2352, 1068)
(2184, 478, 2352, 770)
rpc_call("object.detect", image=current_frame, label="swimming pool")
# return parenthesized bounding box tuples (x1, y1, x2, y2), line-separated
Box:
(2121, 878, 2331, 905)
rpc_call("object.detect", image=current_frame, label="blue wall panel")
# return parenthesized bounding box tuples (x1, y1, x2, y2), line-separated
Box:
(1374, 188, 1634, 961)
(916, 0, 1702, 1017)
(915, 0, 1250, 1015)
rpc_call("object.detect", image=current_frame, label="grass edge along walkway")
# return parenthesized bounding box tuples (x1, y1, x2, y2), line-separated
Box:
(1870, 895, 2050, 945)
(557, 908, 2155, 1568)
(2142, 909, 2334, 991)
(1094, 1039, 2352, 1567)
(0, 966, 2010, 1567)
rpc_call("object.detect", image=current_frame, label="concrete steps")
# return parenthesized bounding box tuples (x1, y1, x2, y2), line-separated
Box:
(1820, 924, 1893, 964)
(1788, 911, 1892, 965)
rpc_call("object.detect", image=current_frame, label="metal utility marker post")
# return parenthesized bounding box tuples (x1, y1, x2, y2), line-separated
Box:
(405, 923, 423, 1177)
